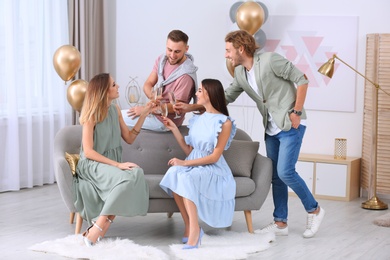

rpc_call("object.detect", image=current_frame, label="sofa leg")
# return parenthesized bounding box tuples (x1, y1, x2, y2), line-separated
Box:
(75, 213, 83, 234)
(167, 212, 174, 218)
(244, 210, 254, 233)
(69, 212, 75, 224)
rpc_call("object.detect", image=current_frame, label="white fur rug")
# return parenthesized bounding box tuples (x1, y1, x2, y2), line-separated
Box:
(170, 229, 275, 260)
(373, 212, 390, 227)
(29, 230, 275, 260)
(29, 234, 170, 260)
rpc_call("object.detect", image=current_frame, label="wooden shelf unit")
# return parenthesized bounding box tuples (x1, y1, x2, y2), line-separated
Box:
(288, 154, 361, 201)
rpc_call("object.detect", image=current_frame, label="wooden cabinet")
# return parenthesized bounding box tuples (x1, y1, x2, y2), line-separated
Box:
(288, 154, 361, 201)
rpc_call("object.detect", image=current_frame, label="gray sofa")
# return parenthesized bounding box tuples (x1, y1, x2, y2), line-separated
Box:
(53, 124, 272, 234)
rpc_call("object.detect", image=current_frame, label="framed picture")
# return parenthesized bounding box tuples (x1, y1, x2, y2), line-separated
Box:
(228, 15, 359, 112)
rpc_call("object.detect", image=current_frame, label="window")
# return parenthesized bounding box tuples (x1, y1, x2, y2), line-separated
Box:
(0, 0, 69, 117)
(0, 0, 70, 192)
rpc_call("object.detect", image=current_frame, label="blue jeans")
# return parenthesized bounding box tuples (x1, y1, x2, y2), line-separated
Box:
(265, 125, 318, 223)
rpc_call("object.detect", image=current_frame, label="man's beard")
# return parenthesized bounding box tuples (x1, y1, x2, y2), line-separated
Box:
(168, 55, 185, 65)
(234, 52, 244, 67)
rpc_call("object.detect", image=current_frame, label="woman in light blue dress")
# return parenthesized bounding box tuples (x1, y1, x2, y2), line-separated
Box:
(160, 78, 236, 249)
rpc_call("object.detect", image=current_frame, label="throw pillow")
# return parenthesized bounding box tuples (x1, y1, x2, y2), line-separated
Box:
(65, 152, 80, 176)
(223, 140, 259, 177)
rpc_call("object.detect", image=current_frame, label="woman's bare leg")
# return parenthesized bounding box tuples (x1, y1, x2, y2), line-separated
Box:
(173, 192, 190, 238)
(183, 198, 200, 246)
(101, 215, 115, 238)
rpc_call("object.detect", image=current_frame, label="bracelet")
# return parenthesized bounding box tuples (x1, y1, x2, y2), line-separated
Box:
(131, 128, 140, 135)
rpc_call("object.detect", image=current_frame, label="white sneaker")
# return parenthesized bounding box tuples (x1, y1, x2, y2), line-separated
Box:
(258, 222, 288, 236)
(303, 207, 325, 238)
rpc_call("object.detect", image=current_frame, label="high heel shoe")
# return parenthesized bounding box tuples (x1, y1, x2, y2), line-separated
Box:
(182, 237, 188, 244)
(83, 222, 103, 247)
(182, 228, 204, 250)
(83, 218, 114, 247)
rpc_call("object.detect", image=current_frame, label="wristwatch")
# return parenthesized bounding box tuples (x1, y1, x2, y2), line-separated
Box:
(292, 109, 302, 116)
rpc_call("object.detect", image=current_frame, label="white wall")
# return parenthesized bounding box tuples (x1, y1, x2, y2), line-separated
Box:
(114, 0, 390, 157)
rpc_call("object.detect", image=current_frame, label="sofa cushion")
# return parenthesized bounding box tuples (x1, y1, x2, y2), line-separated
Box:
(147, 175, 255, 198)
(223, 140, 259, 177)
(147, 174, 173, 199)
(121, 127, 188, 176)
(234, 177, 256, 197)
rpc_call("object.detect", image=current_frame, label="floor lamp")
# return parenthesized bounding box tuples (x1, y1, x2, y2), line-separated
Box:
(318, 54, 389, 210)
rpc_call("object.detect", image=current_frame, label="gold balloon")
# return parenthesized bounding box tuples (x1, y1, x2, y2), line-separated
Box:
(67, 79, 88, 112)
(236, 1, 265, 35)
(226, 59, 235, 77)
(53, 45, 81, 83)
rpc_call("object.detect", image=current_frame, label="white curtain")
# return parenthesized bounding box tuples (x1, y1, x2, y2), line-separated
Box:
(0, 0, 71, 192)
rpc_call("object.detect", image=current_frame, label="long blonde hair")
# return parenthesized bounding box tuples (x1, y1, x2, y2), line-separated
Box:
(79, 73, 111, 125)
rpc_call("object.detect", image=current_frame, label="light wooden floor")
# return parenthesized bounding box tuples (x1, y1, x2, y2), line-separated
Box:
(1, 184, 389, 259)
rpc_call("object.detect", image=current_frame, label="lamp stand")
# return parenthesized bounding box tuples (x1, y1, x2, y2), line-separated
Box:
(361, 86, 388, 210)
(362, 196, 388, 210)
(318, 53, 389, 210)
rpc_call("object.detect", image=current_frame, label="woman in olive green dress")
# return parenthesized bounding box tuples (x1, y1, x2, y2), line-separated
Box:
(73, 73, 154, 247)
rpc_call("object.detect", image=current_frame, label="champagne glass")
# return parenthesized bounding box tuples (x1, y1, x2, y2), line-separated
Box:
(153, 87, 164, 114)
(160, 102, 168, 117)
(156, 86, 163, 100)
(147, 89, 157, 117)
(168, 91, 181, 119)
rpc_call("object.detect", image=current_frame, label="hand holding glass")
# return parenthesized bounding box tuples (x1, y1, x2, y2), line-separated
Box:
(168, 91, 181, 119)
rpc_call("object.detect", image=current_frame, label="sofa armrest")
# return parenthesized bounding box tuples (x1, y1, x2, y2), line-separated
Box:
(248, 153, 272, 208)
(54, 157, 77, 213)
(53, 125, 82, 213)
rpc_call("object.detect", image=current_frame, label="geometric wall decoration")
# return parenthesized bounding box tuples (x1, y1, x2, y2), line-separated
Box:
(232, 16, 358, 112)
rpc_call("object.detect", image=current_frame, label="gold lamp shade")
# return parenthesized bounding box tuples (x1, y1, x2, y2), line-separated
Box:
(318, 56, 335, 78)
(318, 54, 390, 95)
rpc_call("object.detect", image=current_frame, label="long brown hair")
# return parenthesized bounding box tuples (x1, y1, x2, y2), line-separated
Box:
(79, 73, 111, 125)
(201, 79, 229, 116)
